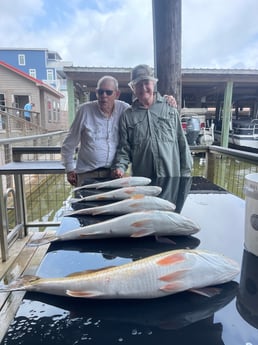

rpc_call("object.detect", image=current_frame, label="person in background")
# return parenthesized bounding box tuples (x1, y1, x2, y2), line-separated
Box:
(23, 102, 34, 121)
(111, 64, 193, 178)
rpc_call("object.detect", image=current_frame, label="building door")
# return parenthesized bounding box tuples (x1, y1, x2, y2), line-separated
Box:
(14, 95, 29, 110)
(13, 95, 29, 117)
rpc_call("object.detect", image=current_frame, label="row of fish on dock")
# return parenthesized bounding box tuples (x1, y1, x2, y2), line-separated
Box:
(0, 176, 240, 299)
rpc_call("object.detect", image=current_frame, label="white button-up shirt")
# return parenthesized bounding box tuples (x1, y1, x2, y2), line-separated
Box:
(61, 100, 129, 173)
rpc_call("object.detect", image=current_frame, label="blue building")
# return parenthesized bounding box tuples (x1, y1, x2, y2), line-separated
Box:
(0, 48, 69, 91)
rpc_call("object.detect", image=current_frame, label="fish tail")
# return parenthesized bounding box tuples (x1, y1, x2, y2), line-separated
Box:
(69, 197, 83, 203)
(0, 275, 40, 292)
(27, 235, 58, 246)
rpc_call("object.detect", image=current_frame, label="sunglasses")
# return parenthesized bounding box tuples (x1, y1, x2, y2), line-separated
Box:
(97, 89, 114, 96)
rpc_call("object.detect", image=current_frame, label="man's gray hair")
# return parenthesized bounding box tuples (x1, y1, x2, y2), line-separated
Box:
(97, 76, 119, 90)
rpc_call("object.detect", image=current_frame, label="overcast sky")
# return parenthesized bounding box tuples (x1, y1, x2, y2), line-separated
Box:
(1, 0, 258, 69)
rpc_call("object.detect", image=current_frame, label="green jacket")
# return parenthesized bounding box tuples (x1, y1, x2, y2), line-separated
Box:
(112, 93, 193, 177)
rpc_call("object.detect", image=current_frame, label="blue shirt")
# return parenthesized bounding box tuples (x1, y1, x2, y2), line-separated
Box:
(24, 103, 32, 118)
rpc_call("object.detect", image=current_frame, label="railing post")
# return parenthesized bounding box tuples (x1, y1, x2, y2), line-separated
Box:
(206, 149, 216, 182)
(14, 174, 27, 236)
(221, 80, 233, 148)
(0, 175, 9, 261)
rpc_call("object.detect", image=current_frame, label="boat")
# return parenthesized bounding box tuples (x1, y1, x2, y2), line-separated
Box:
(181, 108, 214, 146)
(212, 95, 258, 152)
(214, 118, 258, 151)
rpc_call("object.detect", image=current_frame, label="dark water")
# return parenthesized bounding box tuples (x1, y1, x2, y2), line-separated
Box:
(193, 155, 258, 199)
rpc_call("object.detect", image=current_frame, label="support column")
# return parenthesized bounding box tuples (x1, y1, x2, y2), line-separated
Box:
(66, 78, 75, 126)
(152, 0, 182, 109)
(221, 80, 233, 147)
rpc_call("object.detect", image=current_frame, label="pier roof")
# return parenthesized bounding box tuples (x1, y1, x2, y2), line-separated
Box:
(63, 66, 258, 107)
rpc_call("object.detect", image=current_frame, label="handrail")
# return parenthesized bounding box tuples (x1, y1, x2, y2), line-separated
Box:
(12, 146, 62, 162)
(0, 107, 44, 135)
(3, 188, 19, 239)
(0, 144, 257, 262)
(208, 145, 258, 164)
(0, 131, 66, 145)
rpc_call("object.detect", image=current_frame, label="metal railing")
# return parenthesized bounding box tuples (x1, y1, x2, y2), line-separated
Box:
(0, 107, 44, 137)
(0, 130, 67, 165)
(191, 145, 258, 198)
(0, 133, 69, 261)
(0, 144, 257, 262)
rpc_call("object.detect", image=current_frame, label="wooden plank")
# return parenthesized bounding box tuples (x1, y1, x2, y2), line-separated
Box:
(0, 291, 25, 342)
(0, 231, 52, 343)
(0, 234, 33, 278)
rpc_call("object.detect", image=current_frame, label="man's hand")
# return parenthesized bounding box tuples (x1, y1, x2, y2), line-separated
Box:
(67, 171, 77, 186)
(111, 168, 124, 179)
(164, 95, 177, 108)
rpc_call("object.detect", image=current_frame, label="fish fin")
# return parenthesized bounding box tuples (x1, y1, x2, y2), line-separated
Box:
(159, 269, 188, 282)
(124, 187, 135, 195)
(130, 229, 155, 237)
(131, 219, 152, 228)
(156, 252, 186, 266)
(189, 287, 222, 297)
(159, 282, 183, 292)
(27, 235, 58, 246)
(131, 194, 145, 199)
(66, 290, 105, 298)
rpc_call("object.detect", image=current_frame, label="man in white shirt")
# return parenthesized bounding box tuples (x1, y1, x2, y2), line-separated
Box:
(61, 76, 129, 186)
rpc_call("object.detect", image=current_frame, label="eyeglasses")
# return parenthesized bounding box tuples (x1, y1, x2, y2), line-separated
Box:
(97, 89, 114, 96)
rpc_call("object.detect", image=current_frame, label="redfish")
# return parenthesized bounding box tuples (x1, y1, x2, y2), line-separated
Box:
(66, 195, 176, 216)
(0, 249, 240, 299)
(72, 185, 162, 203)
(29, 210, 200, 246)
(73, 176, 151, 191)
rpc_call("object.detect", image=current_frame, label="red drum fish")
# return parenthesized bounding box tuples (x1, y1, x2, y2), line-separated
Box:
(73, 176, 152, 191)
(0, 249, 240, 299)
(66, 195, 176, 216)
(29, 210, 200, 246)
(71, 185, 162, 203)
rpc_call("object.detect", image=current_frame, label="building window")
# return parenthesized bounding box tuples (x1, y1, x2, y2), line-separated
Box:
(53, 101, 57, 122)
(48, 100, 52, 122)
(48, 52, 56, 60)
(57, 102, 60, 121)
(29, 69, 37, 78)
(18, 54, 25, 66)
(47, 69, 54, 81)
(0, 94, 6, 111)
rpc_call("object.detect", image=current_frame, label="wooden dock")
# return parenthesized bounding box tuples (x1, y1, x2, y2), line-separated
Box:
(0, 231, 52, 342)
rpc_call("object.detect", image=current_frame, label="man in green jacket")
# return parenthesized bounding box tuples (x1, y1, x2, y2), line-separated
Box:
(111, 64, 193, 178)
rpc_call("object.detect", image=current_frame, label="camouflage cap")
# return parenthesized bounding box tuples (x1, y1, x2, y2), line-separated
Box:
(129, 64, 158, 88)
